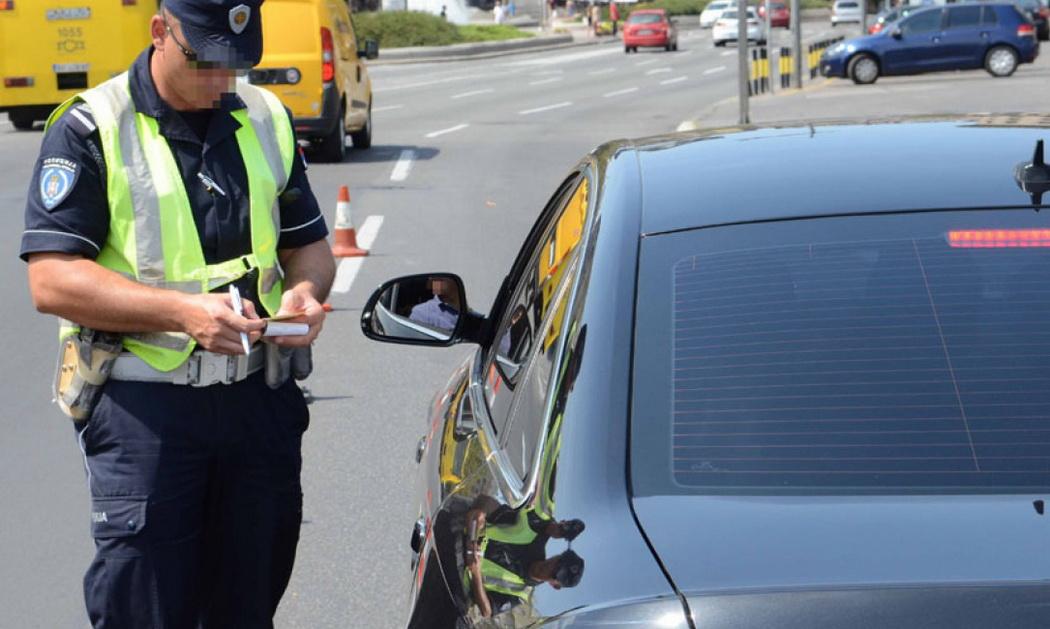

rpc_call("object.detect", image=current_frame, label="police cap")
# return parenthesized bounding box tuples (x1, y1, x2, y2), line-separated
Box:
(162, 0, 264, 67)
(554, 550, 584, 589)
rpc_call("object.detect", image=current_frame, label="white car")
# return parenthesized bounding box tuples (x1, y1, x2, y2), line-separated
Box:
(831, 0, 864, 25)
(699, 0, 735, 28)
(712, 7, 766, 46)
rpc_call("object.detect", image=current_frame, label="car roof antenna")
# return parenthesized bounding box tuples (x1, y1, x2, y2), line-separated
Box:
(1014, 139, 1050, 207)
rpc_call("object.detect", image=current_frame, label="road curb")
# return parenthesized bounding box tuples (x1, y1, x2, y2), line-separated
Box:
(371, 34, 607, 65)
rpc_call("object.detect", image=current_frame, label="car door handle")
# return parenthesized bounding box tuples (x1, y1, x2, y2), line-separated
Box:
(980, 31, 989, 38)
(932, 36, 941, 42)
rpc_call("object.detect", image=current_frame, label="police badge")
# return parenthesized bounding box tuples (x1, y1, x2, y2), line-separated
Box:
(229, 4, 251, 35)
(39, 157, 80, 211)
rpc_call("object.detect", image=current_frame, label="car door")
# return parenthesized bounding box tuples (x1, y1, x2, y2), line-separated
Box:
(330, 0, 368, 124)
(940, 5, 985, 68)
(414, 173, 592, 627)
(882, 7, 947, 74)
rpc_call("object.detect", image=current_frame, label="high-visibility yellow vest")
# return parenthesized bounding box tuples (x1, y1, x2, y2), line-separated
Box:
(479, 554, 530, 601)
(46, 73, 295, 371)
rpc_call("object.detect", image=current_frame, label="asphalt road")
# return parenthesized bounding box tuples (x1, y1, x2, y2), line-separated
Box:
(0, 19, 1024, 628)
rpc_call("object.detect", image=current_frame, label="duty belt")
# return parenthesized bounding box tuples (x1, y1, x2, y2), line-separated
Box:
(109, 348, 265, 387)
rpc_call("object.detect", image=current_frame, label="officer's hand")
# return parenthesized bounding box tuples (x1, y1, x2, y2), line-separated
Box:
(181, 293, 266, 355)
(269, 288, 325, 347)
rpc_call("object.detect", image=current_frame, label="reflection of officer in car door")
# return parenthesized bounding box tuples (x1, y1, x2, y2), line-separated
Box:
(20, 1, 335, 626)
(464, 494, 585, 617)
(410, 276, 462, 330)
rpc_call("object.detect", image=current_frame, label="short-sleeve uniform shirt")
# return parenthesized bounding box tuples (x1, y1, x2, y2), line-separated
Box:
(20, 47, 328, 308)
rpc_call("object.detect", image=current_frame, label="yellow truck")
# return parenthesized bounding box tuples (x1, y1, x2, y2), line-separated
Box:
(0, 0, 157, 130)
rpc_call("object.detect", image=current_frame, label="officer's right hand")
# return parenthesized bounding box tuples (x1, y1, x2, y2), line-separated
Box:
(180, 293, 266, 355)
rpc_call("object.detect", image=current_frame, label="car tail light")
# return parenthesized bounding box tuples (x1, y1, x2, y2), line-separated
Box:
(3, 76, 33, 87)
(321, 27, 335, 83)
(121, 0, 137, 5)
(1018, 23, 1036, 37)
(948, 229, 1050, 248)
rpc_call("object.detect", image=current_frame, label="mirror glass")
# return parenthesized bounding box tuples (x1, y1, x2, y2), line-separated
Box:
(368, 274, 463, 343)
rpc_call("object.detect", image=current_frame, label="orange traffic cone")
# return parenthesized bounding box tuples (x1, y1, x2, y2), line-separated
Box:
(331, 185, 368, 258)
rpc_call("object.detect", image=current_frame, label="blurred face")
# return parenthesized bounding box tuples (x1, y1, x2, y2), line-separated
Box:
(429, 278, 452, 298)
(150, 11, 237, 110)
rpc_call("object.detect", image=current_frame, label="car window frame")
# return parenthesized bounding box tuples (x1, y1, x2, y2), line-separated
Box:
(469, 166, 595, 504)
(946, 4, 982, 29)
(900, 7, 945, 34)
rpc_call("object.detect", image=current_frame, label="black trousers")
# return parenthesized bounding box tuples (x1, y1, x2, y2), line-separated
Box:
(75, 371, 309, 629)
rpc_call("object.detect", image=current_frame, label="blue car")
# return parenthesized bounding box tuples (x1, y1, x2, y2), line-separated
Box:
(821, 3, 1039, 84)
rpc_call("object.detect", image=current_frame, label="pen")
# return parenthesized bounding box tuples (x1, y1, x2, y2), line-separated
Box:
(228, 284, 252, 355)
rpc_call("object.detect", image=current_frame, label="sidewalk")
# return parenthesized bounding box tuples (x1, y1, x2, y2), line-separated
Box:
(680, 52, 1050, 129)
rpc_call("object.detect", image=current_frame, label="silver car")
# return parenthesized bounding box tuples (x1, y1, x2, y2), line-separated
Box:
(831, 0, 864, 24)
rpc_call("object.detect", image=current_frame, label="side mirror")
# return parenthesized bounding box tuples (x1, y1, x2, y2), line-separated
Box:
(359, 39, 379, 60)
(891, 27, 902, 38)
(361, 273, 483, 346)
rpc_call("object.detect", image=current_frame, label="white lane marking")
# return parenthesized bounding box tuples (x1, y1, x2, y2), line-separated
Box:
(390, 149, 416, 182)
(508, 46, 621, 67)
(661, 76, 689, 85)
(451, 88, 494, 99)
(519, 101, 573, 115)
(603, 86, 639, 98)
(332, 216, 384, 294)
(374, 74, 478, 93)
(529, 77, 563, 86)
(646, 67, 673, 75)
(372, 104, 405, 113)
(425, 123, 469, 138)
(589, 68, 616, 76)
(720, 50, 735, 57)
(675, 49, 695, 57)
(703, 65, 727, 75)
(635, 58, 663, 67)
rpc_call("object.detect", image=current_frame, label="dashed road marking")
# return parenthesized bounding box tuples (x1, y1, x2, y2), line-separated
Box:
(589, 68, 616, 76)
(720, 50, 735, 56)
(451, 89, 494, 99)
(703, 65, 727, 75)
(603, 86, 639, 97)
(661, 76, 689, 85)
(332, 215, 384, 294)
(390, 149, 416, 182)
(519, 101, 572, 115)
(372, 104, 405, 113)
(529, 77, 563, 86)
(646, 67, 673, 75)
(634, 58, 663, 67)
(425, 123, 469, 138)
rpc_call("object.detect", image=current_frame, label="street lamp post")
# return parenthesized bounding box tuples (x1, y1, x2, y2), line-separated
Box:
(790, 0, 801, 88)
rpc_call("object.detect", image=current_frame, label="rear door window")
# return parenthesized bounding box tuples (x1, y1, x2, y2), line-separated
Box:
(947, 5, 981, 28)
(632, 212, 1050, 496)
(982, 5, 999, 25)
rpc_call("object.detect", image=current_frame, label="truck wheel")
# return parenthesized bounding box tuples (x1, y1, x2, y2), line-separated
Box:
(317, 106, 347, 162)
(350, 102, 372, 150)
(8, 110, 36, 131)
(984, 45, 1018, 78)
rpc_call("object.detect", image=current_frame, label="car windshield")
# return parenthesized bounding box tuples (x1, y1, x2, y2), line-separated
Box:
(707, 2, 728, 9)
(632, 211, 1050, 496)
(629, 13, 664, 23)
(837, 1, 859, 7)
(721, 9, 756, 19)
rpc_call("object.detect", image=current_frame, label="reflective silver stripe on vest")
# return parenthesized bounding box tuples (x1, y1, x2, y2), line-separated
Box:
(261, 266, 281, 294)
(483, 575, 528, 596)
(236, 84, 290, 193)
(125, 331, 192, 352)
(92, 76, 168, 283)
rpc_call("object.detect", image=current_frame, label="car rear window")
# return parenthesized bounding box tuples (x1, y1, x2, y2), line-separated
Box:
(629, 13, 664, 23)
(632, 212, 1050, 496)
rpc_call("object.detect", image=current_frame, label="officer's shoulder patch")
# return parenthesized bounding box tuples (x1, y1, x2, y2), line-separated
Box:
(39, 156, 80, 211)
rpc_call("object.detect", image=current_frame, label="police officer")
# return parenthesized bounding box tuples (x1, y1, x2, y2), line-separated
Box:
(20, 1, 335, 627)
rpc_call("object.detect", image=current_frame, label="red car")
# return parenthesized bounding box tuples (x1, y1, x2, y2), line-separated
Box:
(757, 1, 791, 28)
(623, 9, 679, 52)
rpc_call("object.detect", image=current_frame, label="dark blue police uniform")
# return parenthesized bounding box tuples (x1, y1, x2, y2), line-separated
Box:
(20, 21, 329, 629)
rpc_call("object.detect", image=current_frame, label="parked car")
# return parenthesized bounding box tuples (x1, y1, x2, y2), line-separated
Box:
(623, 9, 679, 52)
(699, 0, 736, 28)
(758, 1, 791, 28)
(713, 7, 767, 46)
(821, 3, 1039, 83)
(868, 6, 916, 34)
(362, 116, 1050, 628)
(251, 0, 378, 162)
(832, 0, 864, 25)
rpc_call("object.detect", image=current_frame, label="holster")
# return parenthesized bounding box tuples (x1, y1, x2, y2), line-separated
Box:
(265, 344, 313, 389)
(53, 328, 123, 421)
